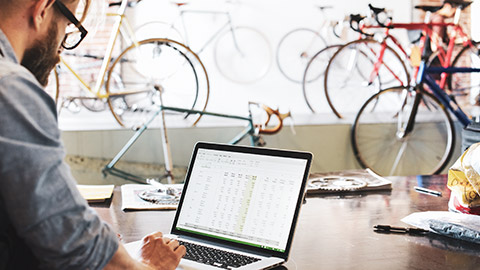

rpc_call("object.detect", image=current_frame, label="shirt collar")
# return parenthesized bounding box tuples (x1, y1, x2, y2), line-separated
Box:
(0, 28, 20, 64)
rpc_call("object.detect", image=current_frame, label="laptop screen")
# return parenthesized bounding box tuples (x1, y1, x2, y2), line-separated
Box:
(172, 143, 312, 257)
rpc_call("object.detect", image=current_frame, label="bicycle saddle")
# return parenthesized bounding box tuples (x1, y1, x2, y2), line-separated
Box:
(171, 2, 189, 7)
(316, 5, 333, 10)
(414, 5, 444, 13)
(368, 4, 386, 15)
(444, 0, 473, 10)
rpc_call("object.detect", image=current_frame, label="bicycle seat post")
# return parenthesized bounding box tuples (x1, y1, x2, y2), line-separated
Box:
(155, 85, 174, 184)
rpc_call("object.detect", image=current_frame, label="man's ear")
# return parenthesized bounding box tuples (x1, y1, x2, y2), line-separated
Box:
(31, 0, 56, 31)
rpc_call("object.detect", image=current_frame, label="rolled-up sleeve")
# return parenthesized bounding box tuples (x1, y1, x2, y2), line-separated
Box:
(0, 69, 119, 269)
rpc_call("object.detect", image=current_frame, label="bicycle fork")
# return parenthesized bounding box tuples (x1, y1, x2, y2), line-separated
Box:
(396, 87, 422, 140)
(390, 87, 422, 175)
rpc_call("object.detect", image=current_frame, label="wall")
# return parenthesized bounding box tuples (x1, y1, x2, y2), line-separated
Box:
(62, 120, 463, 176)
(131, 0, 413, 115)
(59, 0, 473, 177)
(52, 0, 413, 121)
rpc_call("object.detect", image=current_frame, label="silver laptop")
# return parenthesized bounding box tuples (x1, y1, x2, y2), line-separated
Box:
(128, 142, 312, 269)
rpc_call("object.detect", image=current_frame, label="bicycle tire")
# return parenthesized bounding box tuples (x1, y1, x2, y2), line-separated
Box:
(324, 38, 410, 118)
(450, 41, 480, 105)
(351, 86, 455, 176)
(80, 96, 107, 112)
(214, 26, 272, 84)
(302, 44, 342, 113)
(134, 21, 184, 43)
(106, 38, 210, 128)
(276, 28, 327, 83)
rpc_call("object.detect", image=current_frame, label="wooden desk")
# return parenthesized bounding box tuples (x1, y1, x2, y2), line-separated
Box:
(93, 175, 480, 269)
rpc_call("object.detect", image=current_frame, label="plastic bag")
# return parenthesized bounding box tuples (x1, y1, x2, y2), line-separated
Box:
(447, 143, 480, 214)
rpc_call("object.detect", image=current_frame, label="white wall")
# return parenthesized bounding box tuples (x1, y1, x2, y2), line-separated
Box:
(130, 0, 413, 117)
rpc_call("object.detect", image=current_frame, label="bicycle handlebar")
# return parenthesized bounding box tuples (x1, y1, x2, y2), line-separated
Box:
(368, 4, 393, 29)
(249, 102, 291, 135)
(349, 14, 374, 38)
(109, 0, 142, 8)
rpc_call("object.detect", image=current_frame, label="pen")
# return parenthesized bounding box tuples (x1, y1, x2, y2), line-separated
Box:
(414, 186, 442, 197)
(374, 225, 429, 235)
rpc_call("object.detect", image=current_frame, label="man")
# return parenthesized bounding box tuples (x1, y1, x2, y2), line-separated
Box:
(0, 0, 185, 269)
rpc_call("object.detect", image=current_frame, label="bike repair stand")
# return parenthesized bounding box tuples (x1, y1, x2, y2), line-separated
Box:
(102, 86, 174, 184)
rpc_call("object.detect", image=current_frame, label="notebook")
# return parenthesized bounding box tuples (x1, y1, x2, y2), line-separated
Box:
(126, 142, 312, 269)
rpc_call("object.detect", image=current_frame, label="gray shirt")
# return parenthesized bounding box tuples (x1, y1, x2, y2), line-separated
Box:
(0, 30, 118, 269)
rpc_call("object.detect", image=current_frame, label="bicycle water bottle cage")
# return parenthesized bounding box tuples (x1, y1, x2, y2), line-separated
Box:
(444, 0, 473, 10)
(414, 5, 444, 13)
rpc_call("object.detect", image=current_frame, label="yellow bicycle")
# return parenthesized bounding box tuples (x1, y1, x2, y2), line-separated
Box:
(49, 0, 209, 128)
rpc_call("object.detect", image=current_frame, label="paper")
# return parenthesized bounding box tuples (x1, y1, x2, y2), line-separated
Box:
(77, 184, 114, 202)
(121, 184, 184, 210)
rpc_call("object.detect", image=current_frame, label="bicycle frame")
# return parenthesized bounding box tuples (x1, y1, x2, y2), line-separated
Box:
(399, 60, 476, 142)
(359, 5, 473, 88)
(167, 6, 242, 56)
(58, 0, 138, 100)
(103, 87, 286, 184)
(420, 64, 476, 126)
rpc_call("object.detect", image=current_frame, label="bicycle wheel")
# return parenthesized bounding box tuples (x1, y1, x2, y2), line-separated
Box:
(214, 26, 272, 84)
(324, 39, 409, 118)
(351, 86, 455, 176)
(302, 44, 342, 113)
(450, 41, 480, 105)
(134, 21, 184, 43)
(276, 28, 327, 83)
(45, 66, 60, 104)
(106, 38, 209, 128)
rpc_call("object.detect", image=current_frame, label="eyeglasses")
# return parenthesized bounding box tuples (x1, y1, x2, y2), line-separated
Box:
(53, 0, 88, 50)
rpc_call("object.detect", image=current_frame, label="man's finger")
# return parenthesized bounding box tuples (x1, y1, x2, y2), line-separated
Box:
(174, 245, 187, 257)
(163, 237, 171, 244)
(168, 239, 180, 249)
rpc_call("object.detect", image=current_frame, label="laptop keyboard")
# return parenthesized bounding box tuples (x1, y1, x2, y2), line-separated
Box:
(178, 240, 260, 269)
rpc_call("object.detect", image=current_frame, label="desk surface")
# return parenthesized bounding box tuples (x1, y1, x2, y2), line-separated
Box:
(93, 175, 480, 269)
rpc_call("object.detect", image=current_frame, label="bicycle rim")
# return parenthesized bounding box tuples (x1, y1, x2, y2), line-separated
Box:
(214, 26, 272, 84)
(276, 28, 327, 83)
(106, 38, 209, 128)
(302, 44, 342, 113)
(351, 86, 455, 176)
(324, 39, 409, 118)
(450, 42, 480, 106)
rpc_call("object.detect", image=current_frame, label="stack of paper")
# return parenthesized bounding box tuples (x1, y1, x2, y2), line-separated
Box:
(77, 184, 115, 203)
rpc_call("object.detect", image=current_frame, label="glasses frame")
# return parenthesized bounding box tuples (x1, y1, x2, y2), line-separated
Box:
(53, 0, 88, 50)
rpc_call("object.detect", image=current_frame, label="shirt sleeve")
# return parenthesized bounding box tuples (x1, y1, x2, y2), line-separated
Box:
(0, 70, 119, 269)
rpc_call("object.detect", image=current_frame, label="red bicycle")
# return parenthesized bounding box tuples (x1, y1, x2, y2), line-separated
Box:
(303, 1, 478, 118)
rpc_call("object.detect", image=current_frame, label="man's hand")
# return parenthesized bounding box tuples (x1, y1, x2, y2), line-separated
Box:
(140, 232, 186, 270)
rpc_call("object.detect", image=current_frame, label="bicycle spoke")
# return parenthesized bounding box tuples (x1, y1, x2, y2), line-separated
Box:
(352, 86, 455, 176)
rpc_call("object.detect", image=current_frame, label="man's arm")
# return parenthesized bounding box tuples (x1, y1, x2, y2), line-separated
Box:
(104, 232, 186, 270)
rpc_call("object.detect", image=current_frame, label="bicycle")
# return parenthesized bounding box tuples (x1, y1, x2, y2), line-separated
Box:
(275, 6, 349, 83)
(350, 32, 476, 176)
(51, 0, 210, 129)
(103, 85, 290, 184)
(315, 1, 475, 118)
(134, 0, 272, 84)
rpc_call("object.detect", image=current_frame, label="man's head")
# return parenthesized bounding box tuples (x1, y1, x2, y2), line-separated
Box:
(0, 0, 90, 86)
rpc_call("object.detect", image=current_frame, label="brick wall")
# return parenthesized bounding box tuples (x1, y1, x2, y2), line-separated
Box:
(413, 0, 471, 39)
(45, 2, 121, 101)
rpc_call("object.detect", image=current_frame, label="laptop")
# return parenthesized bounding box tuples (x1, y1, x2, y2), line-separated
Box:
(126, 142, 313, 269)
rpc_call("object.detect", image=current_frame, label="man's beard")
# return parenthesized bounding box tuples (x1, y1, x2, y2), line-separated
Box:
(21, 23, 61, 87)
